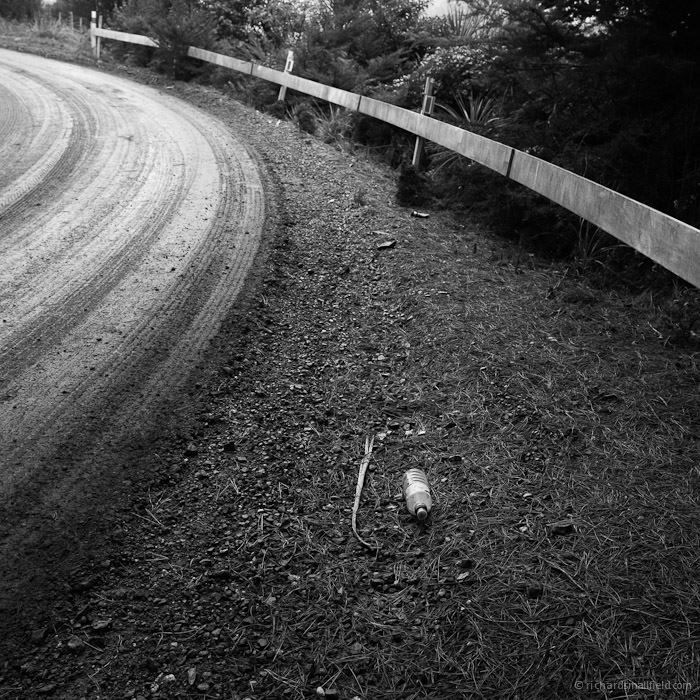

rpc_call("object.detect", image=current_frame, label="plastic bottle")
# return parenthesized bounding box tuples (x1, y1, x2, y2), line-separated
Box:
(402, 468, 432, 522)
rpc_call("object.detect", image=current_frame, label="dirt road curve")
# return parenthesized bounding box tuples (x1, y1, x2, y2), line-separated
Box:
(0, 49, 265, 614)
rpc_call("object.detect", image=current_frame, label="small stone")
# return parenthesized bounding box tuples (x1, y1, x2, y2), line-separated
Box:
(549, 521, 576, 536)
(197, 683, 210, 692)
(70, 575, 99, 592)
(316, 687, 325, 697)
(30, 628, 47, 643)
(36, 684, 57, 695)
(66, 636, 84, 653)
(184, 442, 198, 457)
(376, 239, 396, 250)
(91, 619, 112, 632)
(187, 667, 197, 686)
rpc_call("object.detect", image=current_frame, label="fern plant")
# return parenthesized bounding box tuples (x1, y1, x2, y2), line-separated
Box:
(437, 91, 501, 127)
(428, 90, 501, 172)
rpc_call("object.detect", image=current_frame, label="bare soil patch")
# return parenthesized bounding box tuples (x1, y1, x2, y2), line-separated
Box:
(0, 28, 699, 700)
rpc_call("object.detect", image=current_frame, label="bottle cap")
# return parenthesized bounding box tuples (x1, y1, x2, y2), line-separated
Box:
(416, 506, 428, 522)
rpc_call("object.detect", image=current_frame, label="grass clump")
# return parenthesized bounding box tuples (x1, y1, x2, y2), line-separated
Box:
(0, 17, 91, 60)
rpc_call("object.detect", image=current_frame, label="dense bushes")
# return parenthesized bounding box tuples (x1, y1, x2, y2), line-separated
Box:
(109, 0, 218, 78)
(0, 0, 42, 21)
(411, 1, 700, 269)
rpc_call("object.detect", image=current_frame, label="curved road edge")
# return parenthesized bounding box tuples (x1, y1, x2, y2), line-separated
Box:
(0, 49, 276, 622)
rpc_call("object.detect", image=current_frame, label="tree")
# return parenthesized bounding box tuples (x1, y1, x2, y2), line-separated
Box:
(52, 0, 121, 19)
(245, 0, 307, 49)
(0, 0, 42, 20)
(149, 0, 218, 77)
(202, 0, 263, 40)
(308, 0, 428, 64)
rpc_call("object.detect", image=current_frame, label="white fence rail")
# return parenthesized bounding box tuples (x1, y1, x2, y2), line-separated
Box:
(92, 23, 700, 288)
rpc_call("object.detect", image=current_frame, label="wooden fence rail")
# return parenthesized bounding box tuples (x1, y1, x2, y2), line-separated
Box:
(92, 24, 700, 288)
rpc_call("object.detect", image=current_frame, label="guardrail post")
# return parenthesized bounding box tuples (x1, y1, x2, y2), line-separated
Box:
(90, 10, 96, 54)
(97, 14, 103, 60)
(277, 50, 294, 102)
(412, 77, 435, 169)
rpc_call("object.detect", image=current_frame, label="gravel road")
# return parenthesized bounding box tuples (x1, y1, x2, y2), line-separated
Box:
(0, 49, 266, 614)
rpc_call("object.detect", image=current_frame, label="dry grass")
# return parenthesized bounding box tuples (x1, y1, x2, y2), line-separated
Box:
(0, 18, 92, 61)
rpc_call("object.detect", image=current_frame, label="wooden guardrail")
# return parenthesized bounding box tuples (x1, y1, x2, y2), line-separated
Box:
(91, 23, 700, 288)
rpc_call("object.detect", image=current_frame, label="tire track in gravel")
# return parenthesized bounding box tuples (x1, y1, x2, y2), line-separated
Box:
(0, 66, 81, 218)
(0, 78, 179, 379)
(0, 49, 266, 615)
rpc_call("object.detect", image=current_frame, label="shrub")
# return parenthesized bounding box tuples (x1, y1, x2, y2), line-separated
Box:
(263, 100, 287, 120)
(396, 164, 431, 206)
(392, 44, 493, 105)
(311, 104, 353, 146)
(291, 102, 316, 134)
(110, 0, 217, 79)
(149, 0, 217, 79)
(110, 2, 155, 66)
(0, 0, 41, 21)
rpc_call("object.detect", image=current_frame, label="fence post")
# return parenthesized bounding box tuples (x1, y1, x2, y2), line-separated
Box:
(277, 50, 294, 102)
(97, 14, 103, 60)
(412, 77, 435, 169)
(90, 10, 96, 54)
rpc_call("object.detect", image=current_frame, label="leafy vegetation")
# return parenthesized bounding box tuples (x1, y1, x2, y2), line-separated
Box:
(0, 0, 42, 21)
(453, 1, 700, 264)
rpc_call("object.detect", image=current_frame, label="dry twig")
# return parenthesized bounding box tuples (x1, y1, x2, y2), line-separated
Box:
(351, 434, 378, 550)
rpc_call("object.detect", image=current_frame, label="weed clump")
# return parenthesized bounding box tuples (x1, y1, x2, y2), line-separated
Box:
(292, 102, 316, 135)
